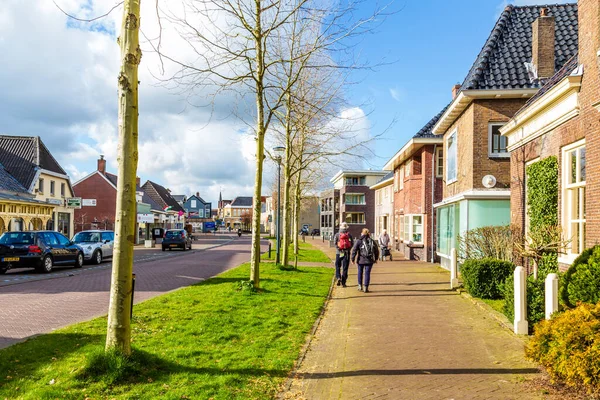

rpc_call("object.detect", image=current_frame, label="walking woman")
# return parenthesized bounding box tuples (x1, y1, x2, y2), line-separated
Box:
(351, 228, 379, 293)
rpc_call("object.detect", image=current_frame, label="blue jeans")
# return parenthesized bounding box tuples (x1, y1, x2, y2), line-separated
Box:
(357, 264, 373, 287)
(335, 252, 350, 284)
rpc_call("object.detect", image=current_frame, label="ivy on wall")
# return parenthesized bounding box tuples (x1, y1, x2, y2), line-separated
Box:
(526, 156, 559, 231)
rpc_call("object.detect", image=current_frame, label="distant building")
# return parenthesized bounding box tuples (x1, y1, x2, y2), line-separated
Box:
(319, 189, 339, 240)
(223, 196, 253, 230)
(181, 193, 212, 232)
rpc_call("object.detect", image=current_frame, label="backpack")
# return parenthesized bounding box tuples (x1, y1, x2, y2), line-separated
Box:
(360, 237, 375, 262)
(338, 232, 351, 250)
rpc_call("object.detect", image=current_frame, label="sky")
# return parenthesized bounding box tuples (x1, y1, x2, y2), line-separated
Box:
(0, 0, 567, 206)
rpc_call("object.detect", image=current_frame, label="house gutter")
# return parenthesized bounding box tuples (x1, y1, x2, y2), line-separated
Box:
(431, 144, 437, 264)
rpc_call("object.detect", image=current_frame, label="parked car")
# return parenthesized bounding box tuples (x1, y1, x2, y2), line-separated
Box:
(310, 229, 320, 236)
(72, 230, 114, 264)
(162, 229, 192, 251)
(299, 227, 309, 235)
(0, 231, 84, 274)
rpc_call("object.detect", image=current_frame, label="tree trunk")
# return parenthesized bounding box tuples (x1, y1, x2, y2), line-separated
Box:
(281, 103, 292, 267)
(293, 170, 302, 269)
(106, 0, 141, 355)
(250, 0, 265, 288)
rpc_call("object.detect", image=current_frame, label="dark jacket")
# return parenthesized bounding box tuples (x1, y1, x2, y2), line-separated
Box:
(333, 230, 354, 255)
(351, 235, 380, 265)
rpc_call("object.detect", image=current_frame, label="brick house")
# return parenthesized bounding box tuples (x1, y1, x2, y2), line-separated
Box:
(319, 188, 339, 240)
(369, 172, 394, 241)
(431, 4, 578, 269)
(141, 180, 186, 230)
(383, 107, 448, 262)
(502, 0, 598, 270)
(329, 170, 388, 239)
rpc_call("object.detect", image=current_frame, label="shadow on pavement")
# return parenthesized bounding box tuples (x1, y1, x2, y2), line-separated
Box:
(296, 368, 540, 379)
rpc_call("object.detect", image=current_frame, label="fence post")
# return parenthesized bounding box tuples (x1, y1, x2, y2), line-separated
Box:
(514, 266, 528, 335)
(268, 242, 272, 259)
(545, 273, 559, 320)
(450, 248, 459, 289)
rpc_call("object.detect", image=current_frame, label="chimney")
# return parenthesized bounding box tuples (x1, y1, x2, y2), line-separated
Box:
(136, 177, 140, 187)
(97, 155, 106, 175)
(531, 8, 555, 79)
(452, 84, 461, 99)
(196, 192, 200, 198)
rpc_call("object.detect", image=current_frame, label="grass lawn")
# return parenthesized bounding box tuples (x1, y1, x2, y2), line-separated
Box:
(0, 262, 333, 399)
(262, 240, 331, 264)
(481, 298, 505, 314)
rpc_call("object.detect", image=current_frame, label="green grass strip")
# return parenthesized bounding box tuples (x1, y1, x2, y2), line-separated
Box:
(0, 262, 333, 399)
(262, 240, 331, 263)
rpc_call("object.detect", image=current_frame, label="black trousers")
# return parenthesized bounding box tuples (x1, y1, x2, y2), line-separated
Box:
(335, 252, 350, 284)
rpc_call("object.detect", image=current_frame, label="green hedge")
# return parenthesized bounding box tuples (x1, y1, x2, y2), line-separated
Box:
(561, 246, 600, 308)
(526, 156, 558, 231)
(460, 258, 514, 299)
(526, 302, 600, 392)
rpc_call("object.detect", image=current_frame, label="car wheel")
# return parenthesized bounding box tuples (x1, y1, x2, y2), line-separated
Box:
(74, 252, 84, 268)
(93, 250, 102, 265)
(162, 247, 166, 252)
(42, 255, 53, 273)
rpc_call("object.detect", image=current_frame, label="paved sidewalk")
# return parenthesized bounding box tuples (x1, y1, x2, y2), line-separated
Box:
(284, 240, 551, 400)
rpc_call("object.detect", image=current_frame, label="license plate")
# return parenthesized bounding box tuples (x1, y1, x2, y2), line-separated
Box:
(3, 257, 19, 262)
(170, 244, 177, 247)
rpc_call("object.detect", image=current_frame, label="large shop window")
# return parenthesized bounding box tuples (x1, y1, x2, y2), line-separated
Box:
(562, 141, 586, 260)
(446, 130, 457, 183)
(345, 194, 365, 205)
(489, 123, 508, 157)
(400, 214, 424, 244)
(345, 213, 365, 224)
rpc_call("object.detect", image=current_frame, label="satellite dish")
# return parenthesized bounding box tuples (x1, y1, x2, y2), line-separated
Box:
(482, 175, 497, 188)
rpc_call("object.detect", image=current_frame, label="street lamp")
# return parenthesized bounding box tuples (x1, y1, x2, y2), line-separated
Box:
(273, 146, 285, 264)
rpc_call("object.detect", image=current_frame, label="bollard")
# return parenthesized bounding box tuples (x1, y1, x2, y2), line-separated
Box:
(450, 248, 459, 289)
(268, 242, 272, 259)
(514, 266, 528, 334)
(130, 273, 136, 319)
(545, 273, 559, 320)
(322, 235, 324, 243)
(302, 234, 306, 243)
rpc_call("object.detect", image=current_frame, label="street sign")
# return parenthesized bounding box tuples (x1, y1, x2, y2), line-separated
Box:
(137, 213, 154, 223)
(82, 199, 97, 206)
(66, 197, 82, 209)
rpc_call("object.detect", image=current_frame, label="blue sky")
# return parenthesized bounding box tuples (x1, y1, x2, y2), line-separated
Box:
(0, 0, 559, 205)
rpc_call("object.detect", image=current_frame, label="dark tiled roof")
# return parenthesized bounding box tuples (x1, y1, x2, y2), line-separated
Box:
(517, 53, 580, 114)
(231, 196, 253, 207)
(413, 104, 451, 139)
(0, 135, 67, 190)
(0, 162, 30, 194)
(376, 171, 394, 184)
(141, 191, 163, 211)
(172, 195, 186, 203)
(461, 4, 578, 91)
(141, 180, 185, 212)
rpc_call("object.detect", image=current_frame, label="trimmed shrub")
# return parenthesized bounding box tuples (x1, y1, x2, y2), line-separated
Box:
(526, 302, 600, 393)
(460, 258, 514, 299)
(502, 273, 546, 329)
(457, 225, 516, 262)
(561, 245, 600, 308)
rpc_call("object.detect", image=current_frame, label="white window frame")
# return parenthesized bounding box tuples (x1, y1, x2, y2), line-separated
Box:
(345, 212, 365, 225)
(399, 166, 404, 190)
(394, 170, 399, 192)
(405, 161, 411, 178)
(488, 123, 509, 158)
(191, 199, 197, 208)
(560, 139, 586, 265)
(401, 214, 424, 244)
(435, 147, 444, 178)
(446, 130, 458, 184)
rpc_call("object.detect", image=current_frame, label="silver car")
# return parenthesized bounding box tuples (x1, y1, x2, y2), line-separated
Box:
(72, 230, 114, 264)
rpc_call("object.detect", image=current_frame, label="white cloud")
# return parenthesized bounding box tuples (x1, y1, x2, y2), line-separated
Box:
(0, 0, 372, 205)
(389, 88, 402, 102)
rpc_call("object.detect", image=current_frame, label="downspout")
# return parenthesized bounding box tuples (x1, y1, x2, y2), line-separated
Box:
(431, 144, 437, 263)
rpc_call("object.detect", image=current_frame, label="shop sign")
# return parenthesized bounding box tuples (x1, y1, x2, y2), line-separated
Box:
(47, 198, 63, 205)
(66, 198, 82, 209)
(82, 199, 97, 206)
(137, 213, 154, 223)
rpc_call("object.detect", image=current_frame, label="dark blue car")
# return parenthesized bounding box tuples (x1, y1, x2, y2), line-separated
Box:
(0, 231, 84, 274)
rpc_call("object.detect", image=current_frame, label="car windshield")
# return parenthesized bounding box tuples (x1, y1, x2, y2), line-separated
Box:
(73, 232, 101, 243)
(165, 231, 182, 238)
(0, 232, 35, 245)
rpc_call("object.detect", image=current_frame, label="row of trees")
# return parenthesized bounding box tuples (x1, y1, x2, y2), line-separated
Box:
(64, 0, 388, 355)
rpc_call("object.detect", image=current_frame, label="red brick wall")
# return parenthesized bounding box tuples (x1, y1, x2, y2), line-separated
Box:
(339, 184, 375, 239)
(73, 173, 117, 232)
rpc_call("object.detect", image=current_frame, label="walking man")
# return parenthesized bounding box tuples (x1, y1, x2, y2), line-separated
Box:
(333, 222, 353, 287)
(351, 228, 379, 293)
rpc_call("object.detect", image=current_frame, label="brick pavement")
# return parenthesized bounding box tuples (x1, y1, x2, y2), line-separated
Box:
(284, 240, 552, 400)
(0, 236, 264, 349)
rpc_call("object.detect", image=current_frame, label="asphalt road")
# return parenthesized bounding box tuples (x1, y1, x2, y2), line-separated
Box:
(0, 235, 264, 349)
